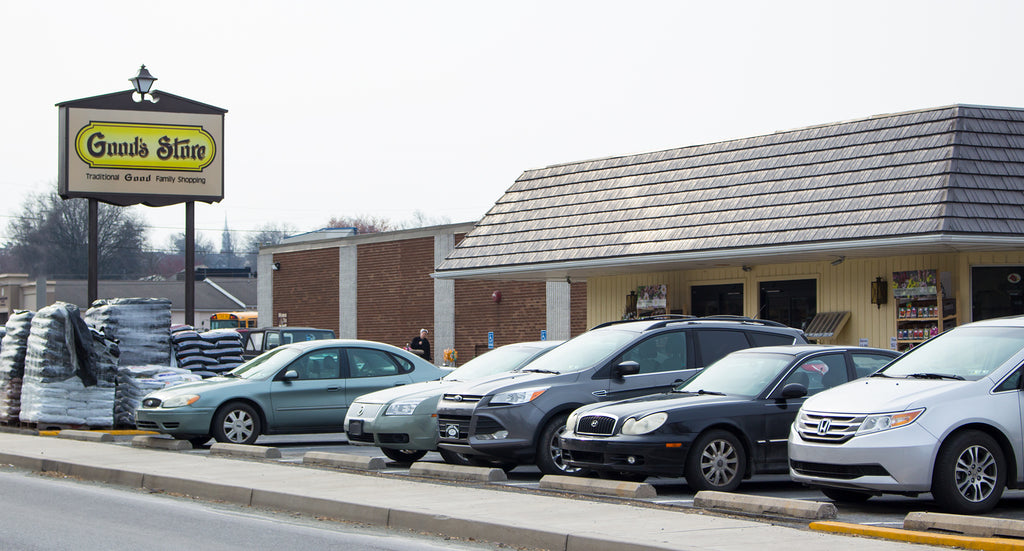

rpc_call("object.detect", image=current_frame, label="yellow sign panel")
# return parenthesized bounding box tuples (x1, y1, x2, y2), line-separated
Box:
(75, 122, 216, 172)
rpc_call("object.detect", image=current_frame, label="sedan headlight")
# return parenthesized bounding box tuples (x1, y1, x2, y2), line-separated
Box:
(856, 408, 924, 436)
(621, 412, 668, 435)
(490, 387, 549, 405)
(161, 394, 200, 408)
(385, 398, 427, 416)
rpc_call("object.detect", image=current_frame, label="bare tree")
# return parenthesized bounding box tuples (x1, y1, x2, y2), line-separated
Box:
(5, 191, 149, 279)
(326, 215, 391, 234)
(242, 223, 297, 254)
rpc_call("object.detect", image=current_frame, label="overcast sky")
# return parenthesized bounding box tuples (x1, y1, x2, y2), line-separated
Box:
(4, 0, 1023, 251)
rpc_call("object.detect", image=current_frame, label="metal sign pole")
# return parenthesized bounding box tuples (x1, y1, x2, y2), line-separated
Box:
(88, 198, 98, 305)
(185, 201, 195, 326)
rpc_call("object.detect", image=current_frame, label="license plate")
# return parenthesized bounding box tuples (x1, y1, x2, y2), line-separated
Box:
(348, 420, 363, 436)
(443, 423, 461, 439)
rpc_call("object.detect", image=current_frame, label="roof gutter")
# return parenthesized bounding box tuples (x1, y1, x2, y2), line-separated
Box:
(432, 234, 1024, 280)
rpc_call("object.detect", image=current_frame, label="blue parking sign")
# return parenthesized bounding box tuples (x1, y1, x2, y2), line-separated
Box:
(488, 331, 494, 349)
(541, 330, 547, 341)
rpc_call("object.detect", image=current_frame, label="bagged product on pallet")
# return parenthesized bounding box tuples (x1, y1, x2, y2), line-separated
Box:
(0, 310, 34, 423)
(19, 303, 118, 427)
(114, 365, 200, 426)
(85, 297, 172, 367)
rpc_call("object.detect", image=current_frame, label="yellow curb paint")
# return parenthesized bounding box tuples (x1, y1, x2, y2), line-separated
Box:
(811, 521, 1024, 550)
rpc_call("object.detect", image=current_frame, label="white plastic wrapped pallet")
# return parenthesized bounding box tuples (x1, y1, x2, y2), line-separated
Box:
(19, 303, 116, 427)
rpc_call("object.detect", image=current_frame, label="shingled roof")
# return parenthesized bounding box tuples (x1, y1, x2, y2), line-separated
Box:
(436, 105, 1024, 280)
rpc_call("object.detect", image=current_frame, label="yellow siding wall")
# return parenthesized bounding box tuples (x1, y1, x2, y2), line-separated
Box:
(586, 251, 1024, 348)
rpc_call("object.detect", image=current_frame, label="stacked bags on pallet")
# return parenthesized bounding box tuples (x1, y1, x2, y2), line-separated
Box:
(0, 311, 31, 423)
(19, 302, 120, 427)
(114, 365, 201, 426)
(170, 325, 245, 377)
(84, 297, 171, 367)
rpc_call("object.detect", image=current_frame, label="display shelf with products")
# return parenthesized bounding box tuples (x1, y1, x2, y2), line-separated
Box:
(893, 270, 956, 352)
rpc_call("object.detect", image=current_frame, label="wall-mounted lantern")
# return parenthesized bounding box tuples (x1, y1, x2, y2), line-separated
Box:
(129, 64, 158, 102)
(871, 276, 888, 308)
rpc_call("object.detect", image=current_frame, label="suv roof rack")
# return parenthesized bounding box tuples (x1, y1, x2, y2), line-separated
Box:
(589, 314, 694, 331)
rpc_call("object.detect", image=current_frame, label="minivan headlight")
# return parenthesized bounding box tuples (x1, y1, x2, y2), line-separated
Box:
(490, 387, 549, 405)
(621, 412, 668, 435)
(857, 408, 924, 435)
(161, 394, 200, 408)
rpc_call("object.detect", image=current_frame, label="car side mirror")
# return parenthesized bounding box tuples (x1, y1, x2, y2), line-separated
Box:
(282, 370, 299, 381)
(780, 382, 808, 399)
(614, 361, 640, 378)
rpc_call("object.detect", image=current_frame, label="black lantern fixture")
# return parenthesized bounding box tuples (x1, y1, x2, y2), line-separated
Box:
(129, 64, 158, 101)
(871, 276, 888, 308)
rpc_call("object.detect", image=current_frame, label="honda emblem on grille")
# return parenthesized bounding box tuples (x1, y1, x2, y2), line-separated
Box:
(452, 395, 463, 402)
(816, 419, 832, 435)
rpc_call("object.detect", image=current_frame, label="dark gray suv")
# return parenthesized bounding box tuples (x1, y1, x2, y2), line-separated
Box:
(435, 316, 808, 475)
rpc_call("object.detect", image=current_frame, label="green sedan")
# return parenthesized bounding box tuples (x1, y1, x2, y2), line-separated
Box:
(343, 340, 562, 463)
(136, 339, 451, 446)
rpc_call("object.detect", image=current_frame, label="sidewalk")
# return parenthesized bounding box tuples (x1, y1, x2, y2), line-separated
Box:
(0, 432, 962, 550)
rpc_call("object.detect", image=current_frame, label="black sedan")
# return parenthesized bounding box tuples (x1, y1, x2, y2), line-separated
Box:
(559, 345, 899, 491)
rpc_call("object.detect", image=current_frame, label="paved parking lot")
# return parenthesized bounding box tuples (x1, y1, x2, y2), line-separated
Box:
(169, 433, 1024, 528)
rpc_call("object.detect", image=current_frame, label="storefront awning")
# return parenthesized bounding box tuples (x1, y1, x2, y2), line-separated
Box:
(804, 311, 851, 339)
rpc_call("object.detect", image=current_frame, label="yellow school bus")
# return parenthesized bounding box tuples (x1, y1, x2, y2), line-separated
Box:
(210, 311, 258, 329)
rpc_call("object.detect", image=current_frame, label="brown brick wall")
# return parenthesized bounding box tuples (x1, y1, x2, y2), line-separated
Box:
(454, 280, 548, 362)
(272, 248, 340, 331)
(357, 237, 435, 350)
(571, 281, 588, 336)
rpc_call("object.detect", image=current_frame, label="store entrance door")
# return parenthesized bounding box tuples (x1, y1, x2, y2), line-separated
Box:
(691, 283, 743, 317)
(759, 279, 816, 329)
(972, 266, 1024, 321)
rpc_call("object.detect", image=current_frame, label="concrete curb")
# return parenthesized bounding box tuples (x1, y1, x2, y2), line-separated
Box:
(408, 462, 507, 482)
(904, 512, 1024, 539)
(302, 451, 386, 471)
(811, 521, 1024, 550)
(130, 435, 192, 450)
(57, 430, 113, 443)
(539, 475, 657, 499)
(693, 490, 837, 520)
(209, 442, 282, 459)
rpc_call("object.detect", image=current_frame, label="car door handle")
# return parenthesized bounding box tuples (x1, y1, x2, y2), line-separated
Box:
(672, 379, 685, 384)
(592, 390, 607, 397)
(326, 387, 341, 392)
(393, 383, 405, 387)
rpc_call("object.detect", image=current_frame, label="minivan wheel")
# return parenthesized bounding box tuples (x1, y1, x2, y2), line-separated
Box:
(685, 429, 745, 492)
(212, 402, 261, 445)
(381, 448, 427, 463)
(932, 430, 1005, 514)
(536, 414, 584, 476)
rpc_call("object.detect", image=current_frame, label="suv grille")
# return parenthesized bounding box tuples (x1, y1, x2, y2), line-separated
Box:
(796, 411, 866, 443)
(575, 415, 616, 436)
(441, 394, 483, 404)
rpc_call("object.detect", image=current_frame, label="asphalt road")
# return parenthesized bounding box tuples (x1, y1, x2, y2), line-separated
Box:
(167, 433, 1024, 527)
(0, 468, 506, 551)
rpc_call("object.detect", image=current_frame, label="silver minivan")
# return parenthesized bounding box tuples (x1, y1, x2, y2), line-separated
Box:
(789, 315, 1024, 513)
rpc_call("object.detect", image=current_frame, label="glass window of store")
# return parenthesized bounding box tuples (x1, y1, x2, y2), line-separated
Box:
(972, 267, 1024, 321)
(759, 279, 816, 330)
(691, 284, 743, 317)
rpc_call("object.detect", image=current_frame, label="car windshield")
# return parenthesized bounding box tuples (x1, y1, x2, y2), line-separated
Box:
(881, 325, 1024, 381)
(229, 346, 304, 380)
(443, 345, 553, 382)
(676, 351, 794, 398)
(513, 329, 639, 374)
